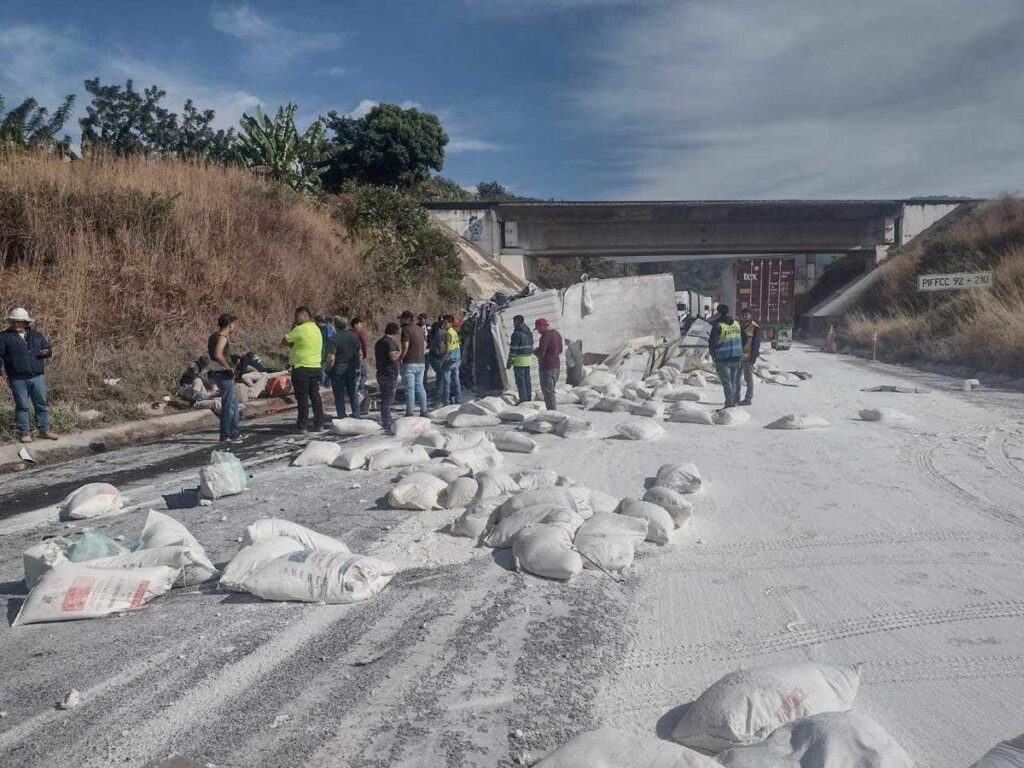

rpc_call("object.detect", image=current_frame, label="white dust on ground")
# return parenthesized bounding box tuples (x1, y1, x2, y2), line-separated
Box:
(0, 345, 1023, 766)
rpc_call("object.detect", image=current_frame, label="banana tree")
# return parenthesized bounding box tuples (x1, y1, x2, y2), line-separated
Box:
(234, 104, 327, 195)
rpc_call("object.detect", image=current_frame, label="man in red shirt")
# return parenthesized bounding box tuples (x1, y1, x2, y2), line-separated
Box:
(533, 317, 563, 411)
(351, 317, 369, 413)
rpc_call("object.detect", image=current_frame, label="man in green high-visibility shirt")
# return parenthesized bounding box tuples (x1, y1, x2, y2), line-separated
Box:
(282, 305, 325, 432)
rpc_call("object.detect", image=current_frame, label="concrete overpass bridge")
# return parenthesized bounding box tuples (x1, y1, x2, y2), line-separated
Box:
(426, 198, 974, 283)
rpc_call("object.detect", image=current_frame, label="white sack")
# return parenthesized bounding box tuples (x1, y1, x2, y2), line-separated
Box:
(671, 661, 862, 752)
(388, 472, 447, 510)
(242, 518, 350, 553)
(713, 409, 751, 426)
(535, 728, 719, 768)
(200, 451, 248, 499)
(615, 416, 666, 441)
(415, 428, 487, 453)
(427, 404, 461, 422)
(971, 734, 1024, 768)
(484, 504, 568, 548)
(667, 405, 715, 426)
(616, 498, 674, 544)
(513, 523, 583, 580)
(88, 545, 210, 586)
(366, 445, 431, 471)
(687, 372, 708, 388)
(14, 563, 178, 625)
(523, 418, 557, 434)
(511, 469, 560, 491)
(499, 404, 541, 423)
(332, 437, 403, 470)
(220, 536, 305, 592)
(451, 494, 507, 539)
(556, 390, 580, 404)
(497, 487, 593, 520)
(590, 396, 635, 413)
(588, 489, 621, 515)
(446, 439, 503, 472)
(475, 470, 520, 498)
(578, 390, 603, 409)
(475, 396, 508, 414)
(717, 711, 913, 768)
(664, 386, 703, 403)
(391, 416, 432, 439)
(766, 414, 831, 430)
(443, 476, 480, 508)
(58, 482, 123, 521)
(23, 540, 68, 589)
(583, 369, 617, 388)
(446, 412, 501, 429)
(488, 430, 538, 453)
(859, 408, 913, 423)
(555, 417, 595, 439)
(330, 417, 382, 436)
(643, 486, 694, 528)
(457, 401, 495, 417)
(394, 462, 469, 484)
(137, 510, 219, 584)
(240, 551, 397, 604)
(292, 440, 341, 467)
(573, 513, 648, 573)
(656, 463, 703, 494)
(631, 401, 665, 418)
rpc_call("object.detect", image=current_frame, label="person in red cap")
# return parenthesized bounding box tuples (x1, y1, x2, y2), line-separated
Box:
(533, 317, 563, 410)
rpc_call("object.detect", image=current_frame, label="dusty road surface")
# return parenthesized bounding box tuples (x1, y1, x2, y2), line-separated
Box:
(2, 345, 1023, 767)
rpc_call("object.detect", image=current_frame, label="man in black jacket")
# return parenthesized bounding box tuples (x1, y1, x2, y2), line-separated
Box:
(738, 308, 762, 406)
(506, 315, 534, 404)
(0, 307, 56, 443)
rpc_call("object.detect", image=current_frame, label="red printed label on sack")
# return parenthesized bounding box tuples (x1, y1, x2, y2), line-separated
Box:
(130, 580, 150, 609)
(61, 577, 95, 612)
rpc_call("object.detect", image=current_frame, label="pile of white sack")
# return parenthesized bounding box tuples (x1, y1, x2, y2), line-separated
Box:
(536, 661, 917, 768)
(219, 518, 396, 604)
(16, 509, 219, 625)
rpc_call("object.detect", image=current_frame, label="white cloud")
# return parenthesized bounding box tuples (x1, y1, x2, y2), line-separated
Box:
(209, 3, 343, 70)
(326, 66, 348, 77)
(466, 0, 653, 15)
(0, 24, 80, 105)
(346, 99, 423, 118)
(448, 137, 501, 153)
(577, 0, 1024, 199)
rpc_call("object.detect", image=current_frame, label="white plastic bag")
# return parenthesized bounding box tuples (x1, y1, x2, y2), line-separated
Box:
(240, 551, 397, 604)
(643, 486, 693, 528)
(499, 404, 541, 423)
(766, 414, 831, 430)
(655, 463, 703, 494)
(475, 470, 520, 498)
(589, 396, 635, 413)
(58, 482, 123, 521)
(475, 396, 508, 414)
(14, 563, 178, 625)
(717, 711, 913, 768)
(667, 405, 715, 426)
(330, 417, 381, 436)
(616, 498, 673, 544)
(415, 428, 487, 453)
(664, 386, 703, 403)
(220, 536, 305, 592)
(446, 412, 501, 428)
(615, 416, 666, 441)
(443, 476, 480, 508)
(427, 404, 461, 422)
(366, 445, 431, 471)
(450, 494, 507, 539)
(243, 518, 350, 552)
(200, 451, 248, 499)
(573, 513, 648, 573)
(535, 728, 719, 768)
(513, 523, 583, 580)
(488, 430, 538, 453)
(332, 437, 403, 470)
(388, 472, 447, 510)
(292, 440, 342, 467)
(391, 416, 432, 439)
(588, 489, 620, 515)
(137, 510, 219, 584)
(671, 662, 862, 752)
(523, 418, 557, 434)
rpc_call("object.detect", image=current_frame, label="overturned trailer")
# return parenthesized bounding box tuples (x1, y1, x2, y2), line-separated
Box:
(461, 274, 680, 394)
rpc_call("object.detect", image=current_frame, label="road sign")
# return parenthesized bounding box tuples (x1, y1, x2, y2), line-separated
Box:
(917, 271, 993, 292)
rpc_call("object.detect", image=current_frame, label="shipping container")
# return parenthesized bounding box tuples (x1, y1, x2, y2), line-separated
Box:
(734, 258, 795, 349)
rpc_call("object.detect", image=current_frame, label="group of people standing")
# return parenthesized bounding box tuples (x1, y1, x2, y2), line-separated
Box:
(708, 304, 761, 409)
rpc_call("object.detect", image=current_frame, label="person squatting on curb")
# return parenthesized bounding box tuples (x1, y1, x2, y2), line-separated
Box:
(0, 307, 57, 444)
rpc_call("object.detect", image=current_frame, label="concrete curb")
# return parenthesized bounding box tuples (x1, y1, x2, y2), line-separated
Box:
(0, 397, 302, 475)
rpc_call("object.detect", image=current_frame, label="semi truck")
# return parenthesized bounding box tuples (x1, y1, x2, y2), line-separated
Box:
(733, 258, 795, 349)
(674, 290, 715, 332)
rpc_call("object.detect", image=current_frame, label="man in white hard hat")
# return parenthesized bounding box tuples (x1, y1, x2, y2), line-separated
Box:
(0, 308, 56, 443)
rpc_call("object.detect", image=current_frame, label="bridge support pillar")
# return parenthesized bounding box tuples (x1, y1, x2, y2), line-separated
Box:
(498, 252, 538, 283)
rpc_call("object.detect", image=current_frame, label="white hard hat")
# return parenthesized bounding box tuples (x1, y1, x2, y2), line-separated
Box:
(7, 307, 33, 323)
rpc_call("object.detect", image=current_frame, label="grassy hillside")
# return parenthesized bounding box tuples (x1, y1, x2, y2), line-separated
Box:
(845, 197, 1024, 375)
(0, 153, 455, 432)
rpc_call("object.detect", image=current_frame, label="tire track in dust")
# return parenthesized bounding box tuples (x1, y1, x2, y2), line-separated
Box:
(988, 431, 1024, 489)
(912, 441, 1024, 529)
(621, 600, 1024, 669)
(648, 550, 1019, 575)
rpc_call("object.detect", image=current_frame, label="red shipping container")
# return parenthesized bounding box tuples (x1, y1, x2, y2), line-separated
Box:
(734, 258, 796, 326)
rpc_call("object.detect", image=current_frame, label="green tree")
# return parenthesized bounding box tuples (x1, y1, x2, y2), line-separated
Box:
(0, 93, 76, 155)
(414, 175, 473, 202)
(535, 256, 637, 289)
(172, 100, 235, 162)
(235, 104, 328, 194)
(323, 103, 447, 190)
(79, 78, 177, 156)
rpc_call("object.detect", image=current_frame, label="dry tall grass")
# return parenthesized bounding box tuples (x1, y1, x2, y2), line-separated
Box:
(847, 197, 1024, 375)
(0, 152, 449, 411)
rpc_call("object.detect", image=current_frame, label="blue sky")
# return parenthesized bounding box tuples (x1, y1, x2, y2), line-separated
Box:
(2, 0, 1024, 200)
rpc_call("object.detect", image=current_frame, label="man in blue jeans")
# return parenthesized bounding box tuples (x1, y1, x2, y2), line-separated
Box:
(399, 310, 429, 416)
(439, 314, 462, 405)
(208, 313, 242, 443)
(708, 304, 744, 410)
(325, 317, 361, 418)
(0, 307, 56, 444)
